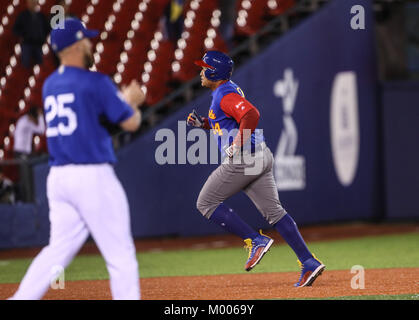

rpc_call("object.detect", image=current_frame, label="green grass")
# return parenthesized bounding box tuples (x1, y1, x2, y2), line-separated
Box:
(0, 232, 418, 284)
(136, 232, 419, 278)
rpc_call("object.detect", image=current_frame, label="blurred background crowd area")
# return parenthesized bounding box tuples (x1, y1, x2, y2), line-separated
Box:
(0, 0, 417, 204)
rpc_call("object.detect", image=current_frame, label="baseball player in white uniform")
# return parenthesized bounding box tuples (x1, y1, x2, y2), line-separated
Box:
(9, 18, 145, 300)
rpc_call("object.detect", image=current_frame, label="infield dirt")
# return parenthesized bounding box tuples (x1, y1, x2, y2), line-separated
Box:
(0, 267, 418, 299)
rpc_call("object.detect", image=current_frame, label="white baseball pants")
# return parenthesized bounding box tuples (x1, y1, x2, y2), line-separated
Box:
(11, 164, 140, 300)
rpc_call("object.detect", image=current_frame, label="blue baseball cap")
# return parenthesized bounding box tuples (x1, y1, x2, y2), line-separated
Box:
(50, 18, 99, 52)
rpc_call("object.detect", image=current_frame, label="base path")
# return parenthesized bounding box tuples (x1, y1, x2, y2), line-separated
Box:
(1, 268, 418, 300)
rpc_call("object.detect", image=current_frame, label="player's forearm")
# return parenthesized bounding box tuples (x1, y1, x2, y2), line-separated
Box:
(232, 108, 259, 147)
(120, 110, 141, 132)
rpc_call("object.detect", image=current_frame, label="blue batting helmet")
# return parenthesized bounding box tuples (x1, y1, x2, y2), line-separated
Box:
(194, 51, 234, 81)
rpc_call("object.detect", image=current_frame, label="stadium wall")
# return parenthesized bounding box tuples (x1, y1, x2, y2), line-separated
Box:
(381, 82, 419, 220)
(1, 0, 397, 248)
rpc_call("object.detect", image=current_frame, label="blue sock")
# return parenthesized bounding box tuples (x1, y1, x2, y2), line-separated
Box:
(209, 204, 259, 240)
(274, 214, 313, 263)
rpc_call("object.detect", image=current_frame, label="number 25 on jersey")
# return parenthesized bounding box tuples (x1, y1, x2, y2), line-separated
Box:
(44, 93, 78, 138)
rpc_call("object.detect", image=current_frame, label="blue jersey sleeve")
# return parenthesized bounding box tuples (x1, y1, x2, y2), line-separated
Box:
(98, 75, 134, 124)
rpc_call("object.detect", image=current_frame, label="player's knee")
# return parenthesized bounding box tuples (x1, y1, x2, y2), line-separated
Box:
(196, 196, 214, 219)
(261, 206, 287, 225)
(196, 197, 207, 216)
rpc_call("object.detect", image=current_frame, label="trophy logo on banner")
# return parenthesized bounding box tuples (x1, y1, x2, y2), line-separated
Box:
(273, 69, 306, 191)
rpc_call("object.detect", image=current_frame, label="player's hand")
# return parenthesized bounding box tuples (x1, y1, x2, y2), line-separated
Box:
(187, 109, 204, 127)
(122, 80, 145, 109)
(224, 143, 240, 158)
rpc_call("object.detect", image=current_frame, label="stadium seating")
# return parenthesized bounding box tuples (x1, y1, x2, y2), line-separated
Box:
(0, 0, 296, 164)
(0, 0, 50, 164)
(235, 0, 295, 36)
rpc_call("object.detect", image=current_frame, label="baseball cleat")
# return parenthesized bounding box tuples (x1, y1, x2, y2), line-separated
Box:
(244, 230, 274, 272)
(294, 255, 325, 287)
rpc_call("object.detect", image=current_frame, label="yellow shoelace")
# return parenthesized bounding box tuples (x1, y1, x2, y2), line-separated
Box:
(243, 239, 253, 259)
(297, 254, 323, 270)
(243, 230, 271, 260)
(258, 230, 270, 238)
(297, 259, 303, 270)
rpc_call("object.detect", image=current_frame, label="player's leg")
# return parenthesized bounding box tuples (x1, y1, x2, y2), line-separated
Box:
(10, 170, 89, 299)
(77, 164, 140, 300)
(244, 165, 313, 261)
(244, 147, 325, 285)
(196, 162, 260, 240)
(196, 158, 277, 271)
(244, 147, 311, 260)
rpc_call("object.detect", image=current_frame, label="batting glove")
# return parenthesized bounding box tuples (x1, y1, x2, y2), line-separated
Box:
(187, 109, 204, 128)
(224, 143, 241, 158)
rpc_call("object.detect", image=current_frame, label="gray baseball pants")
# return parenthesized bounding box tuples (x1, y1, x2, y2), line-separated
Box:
(196, 144, 287, 225)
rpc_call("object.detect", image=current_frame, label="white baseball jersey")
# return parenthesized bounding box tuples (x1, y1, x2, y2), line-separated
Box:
(10, 66, 140, 300)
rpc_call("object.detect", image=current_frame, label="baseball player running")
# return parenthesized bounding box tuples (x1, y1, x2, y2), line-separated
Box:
(10, 18, 144, 300)
(187, 51, 325, 287)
